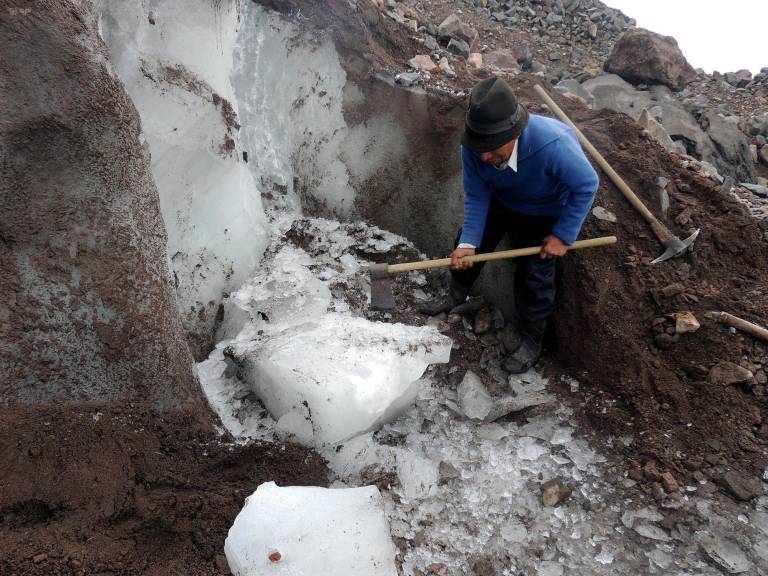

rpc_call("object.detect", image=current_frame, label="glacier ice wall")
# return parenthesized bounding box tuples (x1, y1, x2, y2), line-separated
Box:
(96, 0, 268, 358)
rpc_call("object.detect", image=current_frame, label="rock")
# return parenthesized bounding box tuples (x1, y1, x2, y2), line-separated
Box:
(473, 309, 493, 335)
(654, 333, 674, 350)
(424, 34, 438, 51)
(541, 478, 574, 507)
(438, 57, 456, 78)
(554, 79, 595, 107)
(675, 311, 700, 334)
(660, 471, 679, 493)
(467, 52, 483, 69)
(395, 71, 422, 87)
(447, 38, 470, 59)
(408, 55, 438, 73)
(739, 183, 768, 197)
(637, 108, 678, 152)
(698, 535, 753, 574)
(747, 113, 768, 137)
(760, 145, 768, 166)
(483, 49, 521, 74)
(634, 523, 670, 542)
(591, 206, 617, 222)
(724, 69, 752, 88)
(437, 14, 477, 47)
(701, 111, 756, 183)
(604, 28, 696, 91)
(708, 362, 755, 387)
(721, 470, 763, 501)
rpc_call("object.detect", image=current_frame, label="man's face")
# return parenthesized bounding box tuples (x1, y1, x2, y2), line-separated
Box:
(479, 139, 517, 169)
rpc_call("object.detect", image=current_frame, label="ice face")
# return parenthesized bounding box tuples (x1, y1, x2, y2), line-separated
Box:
(96, 0, 269, 344)
(224, 482, 398, 576)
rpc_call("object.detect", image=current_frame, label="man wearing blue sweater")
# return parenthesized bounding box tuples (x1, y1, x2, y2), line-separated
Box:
(421, 77, 599, 373)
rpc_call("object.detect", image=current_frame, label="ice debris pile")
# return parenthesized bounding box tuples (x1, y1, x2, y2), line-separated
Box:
(199, 217, 451, 447)
(225, 482, 398, 575)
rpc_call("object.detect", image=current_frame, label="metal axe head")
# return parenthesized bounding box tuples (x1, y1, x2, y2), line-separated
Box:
(369, 263, 395, 311)
(650, 229, 700, 264)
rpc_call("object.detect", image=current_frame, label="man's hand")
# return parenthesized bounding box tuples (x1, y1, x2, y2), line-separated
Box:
(540, 235, 568, 259)
(450, 247, 476, 270)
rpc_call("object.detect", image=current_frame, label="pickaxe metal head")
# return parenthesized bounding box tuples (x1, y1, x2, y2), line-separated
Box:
(369, 263, 395, 311)
(650, 229, 700, 264)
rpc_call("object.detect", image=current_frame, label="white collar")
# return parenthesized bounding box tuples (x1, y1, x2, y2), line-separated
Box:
(507, 142, 518, 172)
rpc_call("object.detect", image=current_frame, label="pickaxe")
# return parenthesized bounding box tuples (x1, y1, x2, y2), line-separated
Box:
(534, 85, 700, 264)
(369, 236, 617, 311)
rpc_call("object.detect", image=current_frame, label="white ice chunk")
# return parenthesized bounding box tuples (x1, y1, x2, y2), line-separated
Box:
(233, 316, 451, 446)
(396, 450, 440, 500)
(225, 482, 398, 576)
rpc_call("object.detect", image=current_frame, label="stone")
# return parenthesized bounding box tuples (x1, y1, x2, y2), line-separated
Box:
(424, 34, 438, 51)
(675, 311, 700, 334)
(541, 478, 574, 507)
(660, 471, 679, 493)
(473, 309, 493, 335)
(554, 79, 595, 107)
(604, 28, 696, 91)
(747, 113, 768, 137)
(699, 535, 753, 574)
(760, 145, 768, 166)
(467, 52, 483, 69)
(739, 183, 768, 197)
(724, 69, 752, 88)
(708, 362, 755, 387)
(446, 38, 471, 59)
(438, 57, 456, 78)
(637, 108, 678, 152)
(701, 110, 756, 183)
(721, 470, 763, 501)
(483, 49, 521, 74)
(395, 71, 422, 87)
(408, 55, 438, 73)
(591, 206, 617, 222)
(437, 14, 478, 47)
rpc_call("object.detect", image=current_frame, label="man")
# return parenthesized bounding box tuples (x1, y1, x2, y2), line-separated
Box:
(421, 77, 599, 374)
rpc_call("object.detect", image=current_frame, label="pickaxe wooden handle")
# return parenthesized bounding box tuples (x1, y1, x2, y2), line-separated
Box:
(384, 235, 617, 274)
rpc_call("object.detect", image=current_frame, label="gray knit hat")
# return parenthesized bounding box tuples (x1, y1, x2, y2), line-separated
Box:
(462, 77, 529, 153)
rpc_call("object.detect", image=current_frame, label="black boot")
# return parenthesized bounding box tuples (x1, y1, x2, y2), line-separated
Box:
(499, 315, 524, 354)
(503, 318, 546, 374)
(418, 278, 469, 316)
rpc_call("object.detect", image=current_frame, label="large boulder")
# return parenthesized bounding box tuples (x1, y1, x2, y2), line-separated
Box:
(604, 28, 697, 91)
(701, 111, 757, 183)
(0, 1, 202, 408)
(437, 13, 478, 48)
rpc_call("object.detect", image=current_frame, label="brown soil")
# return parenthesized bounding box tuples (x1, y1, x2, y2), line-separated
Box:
(0, 405, 328, 575)
(522, 83, 768, 483)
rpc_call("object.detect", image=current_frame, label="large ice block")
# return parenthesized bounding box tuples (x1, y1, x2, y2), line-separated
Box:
(231, 315, 451, 446)
(224, 482, 398, 576)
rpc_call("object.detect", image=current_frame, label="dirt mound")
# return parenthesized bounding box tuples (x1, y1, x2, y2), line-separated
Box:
(0, 405, 328, 575)
(512, 84, 768, 486)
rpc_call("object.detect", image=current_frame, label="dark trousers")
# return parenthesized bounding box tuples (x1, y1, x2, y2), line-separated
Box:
(452, 198, 558, 322)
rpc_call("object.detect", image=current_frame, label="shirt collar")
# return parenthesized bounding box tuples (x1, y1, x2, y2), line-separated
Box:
(507, 141, 518, 172)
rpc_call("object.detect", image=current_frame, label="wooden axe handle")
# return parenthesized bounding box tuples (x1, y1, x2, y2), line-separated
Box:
(713, 311, 768, 343)
(386, 235, 617, 274)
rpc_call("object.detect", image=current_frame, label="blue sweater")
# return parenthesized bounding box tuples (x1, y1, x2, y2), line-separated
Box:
(460, 114, 599, 246)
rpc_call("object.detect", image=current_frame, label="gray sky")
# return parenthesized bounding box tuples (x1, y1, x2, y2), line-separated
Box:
(604, 0, 766, 74)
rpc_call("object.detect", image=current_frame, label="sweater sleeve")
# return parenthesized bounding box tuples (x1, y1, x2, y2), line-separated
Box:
(548, 134, 599, 245)
(459, 147, 493, 247)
